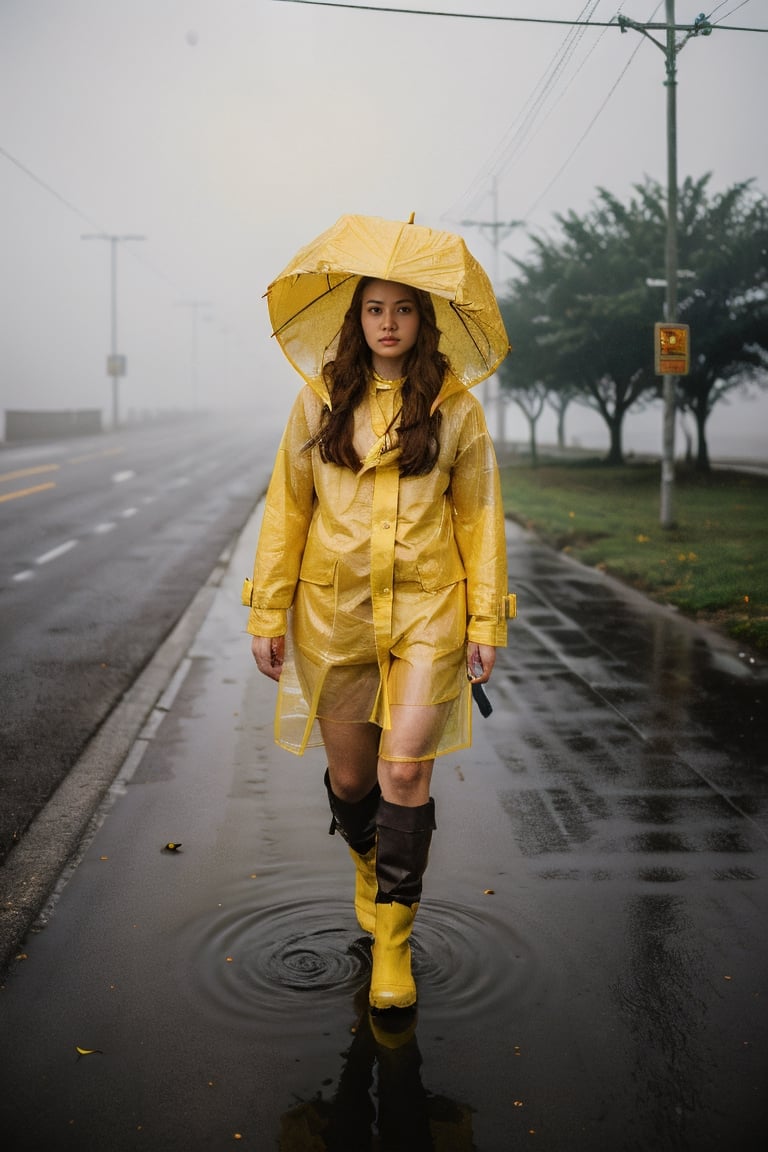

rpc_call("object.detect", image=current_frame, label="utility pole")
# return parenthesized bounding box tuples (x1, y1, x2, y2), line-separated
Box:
(619, 2, 711, 527)
(176, 300, 213, 409)
(81, 233, 145, 429)
(461, 174, 521, 442)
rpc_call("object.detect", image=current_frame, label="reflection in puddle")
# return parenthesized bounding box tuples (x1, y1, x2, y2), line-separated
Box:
(279, 994, 475, 1151)
(614, 893, 706, 1147)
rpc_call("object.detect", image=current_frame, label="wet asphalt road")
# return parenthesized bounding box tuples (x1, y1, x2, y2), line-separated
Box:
(0, 505, 765, 1151)
(0, 416, 277, 866)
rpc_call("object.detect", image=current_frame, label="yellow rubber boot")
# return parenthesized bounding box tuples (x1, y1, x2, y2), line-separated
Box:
(369, 901, 418, 1010)
(350, 845, 377, 934)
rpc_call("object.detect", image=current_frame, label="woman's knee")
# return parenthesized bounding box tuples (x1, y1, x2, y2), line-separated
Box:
(321, 720, 380, 801)
(378, 757, 433, 803)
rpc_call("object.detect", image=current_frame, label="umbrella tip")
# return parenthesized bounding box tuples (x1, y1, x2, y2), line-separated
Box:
(407, 212, 415, 224)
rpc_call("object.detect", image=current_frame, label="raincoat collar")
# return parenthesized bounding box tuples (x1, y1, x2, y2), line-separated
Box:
(308, 366, 468, 413)
(430, 370, 467, 415)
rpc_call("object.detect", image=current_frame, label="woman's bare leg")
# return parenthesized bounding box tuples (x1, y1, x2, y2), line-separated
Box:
(376, 700, 452, 804)
(319, 718, 380, 802)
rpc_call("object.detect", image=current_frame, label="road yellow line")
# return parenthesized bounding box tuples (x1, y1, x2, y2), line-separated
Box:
(0, 482, 57, 504)
(0, 464, 60, 484)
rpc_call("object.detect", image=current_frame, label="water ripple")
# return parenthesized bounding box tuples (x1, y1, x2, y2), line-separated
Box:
(180, 891, 531, 1032)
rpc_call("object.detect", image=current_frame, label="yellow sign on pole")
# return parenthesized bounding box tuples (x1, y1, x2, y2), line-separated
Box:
(654, 323, 690, 375)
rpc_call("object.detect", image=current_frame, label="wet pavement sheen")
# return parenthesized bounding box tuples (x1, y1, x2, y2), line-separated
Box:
(0, 513, 765, 1151)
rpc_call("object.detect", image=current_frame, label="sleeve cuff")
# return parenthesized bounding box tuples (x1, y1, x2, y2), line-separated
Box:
(467, 595, 516, 646)
(246, 607, 288, 637)
(467, 617, 508, 647)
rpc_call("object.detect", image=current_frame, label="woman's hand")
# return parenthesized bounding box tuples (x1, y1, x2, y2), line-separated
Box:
(251, 635, 285, 682)
(466, 642, 496, 684)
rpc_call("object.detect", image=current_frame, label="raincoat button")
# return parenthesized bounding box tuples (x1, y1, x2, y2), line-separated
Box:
(382, 521, 391, 530)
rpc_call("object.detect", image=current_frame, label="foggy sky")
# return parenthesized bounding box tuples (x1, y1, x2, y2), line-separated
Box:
(1, 0, 766, 455)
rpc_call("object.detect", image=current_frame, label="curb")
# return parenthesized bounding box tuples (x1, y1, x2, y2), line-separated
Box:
(0, 542, 235, 978)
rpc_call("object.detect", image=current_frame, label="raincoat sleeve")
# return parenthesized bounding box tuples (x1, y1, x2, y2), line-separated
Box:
(244, 389, 318, 637)
(450, 399, 510, 648)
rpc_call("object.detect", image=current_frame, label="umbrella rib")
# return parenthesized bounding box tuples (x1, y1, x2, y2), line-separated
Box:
(270, 272, 357, 338)
(450, 300, 491, 361)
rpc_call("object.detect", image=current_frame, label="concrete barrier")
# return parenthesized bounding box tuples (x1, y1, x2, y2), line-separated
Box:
(4, 409, 103, 441)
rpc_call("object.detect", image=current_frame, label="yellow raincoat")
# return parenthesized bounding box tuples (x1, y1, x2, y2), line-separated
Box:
(244, 369, 513, 757)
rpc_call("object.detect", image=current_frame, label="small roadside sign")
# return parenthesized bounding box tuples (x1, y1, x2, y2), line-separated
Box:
(654, 323, 690, 375)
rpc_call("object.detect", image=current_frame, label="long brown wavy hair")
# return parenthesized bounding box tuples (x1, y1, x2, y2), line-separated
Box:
(306, 276, 449, 475)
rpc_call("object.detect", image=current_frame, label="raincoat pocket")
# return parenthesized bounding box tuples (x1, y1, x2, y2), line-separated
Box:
(415, 554, 466, 592)
(298, 552, 338, 586)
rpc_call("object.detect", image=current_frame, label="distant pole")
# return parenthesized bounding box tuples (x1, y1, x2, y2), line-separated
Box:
(661, 0, 679, 528)
(109, 238, 119, 428)
(461, 176, 521, 440)
(618, 4, 712, 526)
(81, 233, 145, 429)
(176, 300, 213, 409)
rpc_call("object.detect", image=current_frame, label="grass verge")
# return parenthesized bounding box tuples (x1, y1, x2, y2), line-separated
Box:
(499, 458, 768, 651)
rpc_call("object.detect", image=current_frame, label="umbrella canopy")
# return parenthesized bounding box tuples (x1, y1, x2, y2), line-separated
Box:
(266, 214, 510, 392)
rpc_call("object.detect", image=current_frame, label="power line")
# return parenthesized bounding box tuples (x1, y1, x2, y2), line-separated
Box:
(272, 0, 619, 24)
(711, 0, 752, 24)
(0, 143, 105, 233)
(0, 141, 185, 293)
(450, 1, 660, 224)
(484, 3, 601, 172)
(452, 0, 612, 218)
(522, 27, 650, 222)
(706, 0, 736, 16)
(271, 0, 768, 31)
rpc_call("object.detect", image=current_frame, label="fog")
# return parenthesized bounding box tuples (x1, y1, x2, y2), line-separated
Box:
(1, 0, 766, 455)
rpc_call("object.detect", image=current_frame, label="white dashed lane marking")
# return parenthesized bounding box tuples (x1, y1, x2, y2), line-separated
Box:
(14, 538, 81, 582)
(35, 540, 79, 565)
(6, 467, 185, 585)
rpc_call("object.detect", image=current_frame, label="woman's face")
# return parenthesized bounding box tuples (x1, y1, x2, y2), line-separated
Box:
(360, 279, 421, 378)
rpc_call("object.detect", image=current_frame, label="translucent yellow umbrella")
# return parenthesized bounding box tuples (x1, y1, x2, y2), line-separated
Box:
(266, 214, 510, 391)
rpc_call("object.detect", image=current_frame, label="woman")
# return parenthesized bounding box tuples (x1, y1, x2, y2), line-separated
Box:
(245, 275, 512, 1011)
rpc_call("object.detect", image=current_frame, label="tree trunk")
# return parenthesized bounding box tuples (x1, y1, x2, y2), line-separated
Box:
(694, 405, 711, 473)
(605, 415, 625, 465)
(678, 411, 694, 464)
(528, 415, 539, 468)
(556, 401, 568, 450)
